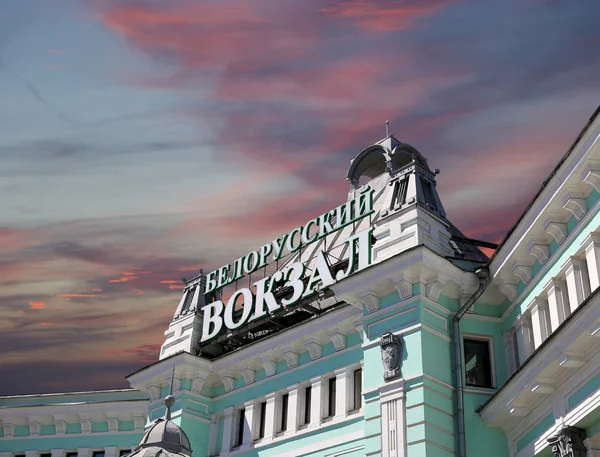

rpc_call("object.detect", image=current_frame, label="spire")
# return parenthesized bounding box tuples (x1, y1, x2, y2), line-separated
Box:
(165, 366, 176, 421)
(385, 120, 390, 137)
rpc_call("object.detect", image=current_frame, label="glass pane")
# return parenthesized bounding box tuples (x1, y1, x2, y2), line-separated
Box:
(464, 339, 492, 388)
(353, 369, 362, 410)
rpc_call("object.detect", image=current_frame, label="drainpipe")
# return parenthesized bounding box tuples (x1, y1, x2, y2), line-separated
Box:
(452, 267, 489, 457)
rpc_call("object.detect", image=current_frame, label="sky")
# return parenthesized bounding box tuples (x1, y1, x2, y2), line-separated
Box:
(1, 0, 600, 396)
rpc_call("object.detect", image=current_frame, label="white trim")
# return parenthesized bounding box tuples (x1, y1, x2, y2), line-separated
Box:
(462, 333, 497, 389)
(0, 430, 142, 441)
(499, 196, 600, 323)
(365, 306, 418, 338)
(324, 445, 364, 457)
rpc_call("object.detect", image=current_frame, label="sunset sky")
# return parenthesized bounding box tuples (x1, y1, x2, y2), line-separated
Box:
(1, 0, 600, 395)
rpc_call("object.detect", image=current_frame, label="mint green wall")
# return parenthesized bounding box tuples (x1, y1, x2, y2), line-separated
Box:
(0, 433, 141, 452)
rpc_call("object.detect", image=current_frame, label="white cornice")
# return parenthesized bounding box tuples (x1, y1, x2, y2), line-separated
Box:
(491, 119, 600, 277)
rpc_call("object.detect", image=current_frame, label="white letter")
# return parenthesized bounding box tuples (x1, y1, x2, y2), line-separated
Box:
(272, 234, 289, 261)
(336, 228, 374, 281)
(200, 300, 224, 342)
(217, 265, 230, 289)
(252, 276, 281, 320)
(257, 243, 273, 270)
(303, 250, 335, 298)
(286, 227, 302, 253)
(318, 212, 334, 238)
(243, 251, 259, 275)
(227, 257, 245, 283)
(205, 270, 218, 295)
(224, 288, 254, 330)
(281, 263, 306, 307)
(301, 219, 318, 244)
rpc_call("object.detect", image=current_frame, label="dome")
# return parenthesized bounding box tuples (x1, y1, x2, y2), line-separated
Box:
(129, 419, 193, 457)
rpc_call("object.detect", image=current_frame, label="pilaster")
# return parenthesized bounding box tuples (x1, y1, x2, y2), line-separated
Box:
(334, 367, 349, 419)
(286, 384, 299, 433)
(220, 406, 234, 456)
(77, 449, 91, 457)
(545, 278, 571, 332)
(104, 447, 118, 457)
(583, 233, 600, 292)
(309, 376, 323, 429)
(242, 401, 255, 447)
(379, 378, 407, 457)
(563, 257, 591, 311)
(516, 312, 535, 362)
(264, 393, 277, 440)
(529, 297, 551, 349)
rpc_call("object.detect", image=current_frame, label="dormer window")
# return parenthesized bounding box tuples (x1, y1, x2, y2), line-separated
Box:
(180, 287, 196, 314)
(421, 179, 438, 211)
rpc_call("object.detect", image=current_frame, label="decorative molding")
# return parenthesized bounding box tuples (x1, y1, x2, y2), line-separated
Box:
(328, 327, 347, 351)
(361, 293, 380, 314)
(28, 420, 41, 436)
(380, 332, 403, 382)
(425, 280, 444, 302)
(173, 377, 182, 393)
(79, 414, 92, 434)
(355, 324, 364, 342)
(281, 348, 299, 368)
(498, 278, 519, 301)
(529, 243, 550, 264)
(55, 418, 67, 435)
(304, 336, 323, 360)
(393, 278, 413, 300)
(133, 415, 145, 432)
(547, 426, 587, 457)
(563, 196, 588, 221)
(513, 263, 533, 284)
(582, 169, 600, 192)
(191, 377, 206, 394)
(545, 220, 568, 245)
(261, 358, 277, 377)
(220, 373, 236, 392)
(107, 416, 119, 432)
(2, 423, 14, 438)
(239, 365, 256, 385)
(146, 384, 161, 401)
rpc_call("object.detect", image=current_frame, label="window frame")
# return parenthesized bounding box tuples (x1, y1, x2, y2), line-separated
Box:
(352, 367, 363, 412)
(462, 334, 496, 389)
(92, 452, 106, 457)
(233, 407, 245, 448)
(327, 376, 337, 418)
(279, 392, 289, 432)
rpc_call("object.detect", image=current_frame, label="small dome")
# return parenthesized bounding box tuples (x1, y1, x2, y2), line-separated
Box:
(129, 419, 192, 457)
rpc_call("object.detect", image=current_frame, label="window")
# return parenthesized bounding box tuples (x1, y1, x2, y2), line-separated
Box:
(304, 385, 312, 424)
(41, 454, 52, 457)
(119, 451, 131, 457)
(66, 453, 78, 457)
(93, 452, 105, 457)
(512, 331, 520, 369)
(180, 287, 196, 314)
(421, 179, 438, 211)
(234, 408, 245, 447)
(464, 338, 493, 388)
(280, 393, 289, 432)
(328, 377, 337, 417)
(353, 368, 362, 410)
(258, 401, 267, 439)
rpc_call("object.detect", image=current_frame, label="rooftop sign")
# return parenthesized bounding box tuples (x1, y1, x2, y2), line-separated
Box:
(200, 186, 376, 343)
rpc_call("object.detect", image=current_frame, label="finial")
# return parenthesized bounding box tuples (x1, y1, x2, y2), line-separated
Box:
(385, 120, 390, 137)
(164, 366, 176, 421)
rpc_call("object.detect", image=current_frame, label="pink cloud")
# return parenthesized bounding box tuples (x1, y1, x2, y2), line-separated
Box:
(29, 301, 46, 309)
(320, 0, 456, 32)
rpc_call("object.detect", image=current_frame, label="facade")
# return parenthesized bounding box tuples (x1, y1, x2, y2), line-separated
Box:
(2, 106, 600, 457)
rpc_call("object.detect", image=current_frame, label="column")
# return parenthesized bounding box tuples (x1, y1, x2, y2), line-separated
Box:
(220, 406, 234, 455)
(547, 426, 587, 457)
(309, 376, 323, 428)
(380, 379, 407, 457)
(530, 298, 552, 349)
(503, 331, 517, 374)
(286, 384, 299, 433)
(241, 401, 255, 447)
(334, 367, 349, 419)
(583, 233, 600, 292)
(516, 312, 535, 362)
(264, 393, 277, 440)
(77, 450, 91, 457)
(564, 257, 591, 312)
(104, 447, 117, 457)
(546, 279, 571, 332)
(25, 451, 38, 457)
(51, 450, 64, 457)
(208, 415, 220, 457)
